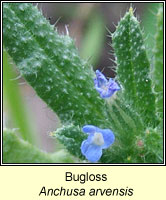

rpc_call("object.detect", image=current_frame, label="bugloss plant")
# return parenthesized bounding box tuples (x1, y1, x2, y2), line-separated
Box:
(3, 3, 163, 163)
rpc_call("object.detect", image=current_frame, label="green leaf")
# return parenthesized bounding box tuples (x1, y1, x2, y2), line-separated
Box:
(51, 124, 86, 160)
(80, 12, 106, 66)
(112, 7, 157, 126)
(100, 7, 163, 163)
(3, 129, 74, 163)
(100, 96, 145, 163)
(143, 127, 163, 163)
(3, 3, 110, 128)
(153, 4, 163, 119)
(3, 49, 35, 144)
(101, 123, 163, 163)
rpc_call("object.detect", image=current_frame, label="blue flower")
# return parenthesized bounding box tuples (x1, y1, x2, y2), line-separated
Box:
(81, 125, 115, 162)
(94, 70, 120, 98)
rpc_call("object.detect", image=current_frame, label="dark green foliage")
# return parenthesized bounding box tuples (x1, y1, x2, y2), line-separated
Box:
(3, 3, 163, 163)
(112, 8, 157, 126)
(101, 125, 162, 163)
(3, 3, 110, 128)
(100, 7, 163, 163)
(143, 128, 163, 163)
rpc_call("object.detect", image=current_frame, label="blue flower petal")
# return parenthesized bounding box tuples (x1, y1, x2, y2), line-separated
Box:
(81, 125, 115, 162)
(81, 134, 94, 156)
(101, 129, 115, 149)
(95, 86, 103, 94)
(82, 125, 96, 134)
(81, 139, 91, 156)
(108, 78, 120, 92)
(94, 70, 120, 99)
(95, 70, 107, 87)
(81, 141, 102, 162)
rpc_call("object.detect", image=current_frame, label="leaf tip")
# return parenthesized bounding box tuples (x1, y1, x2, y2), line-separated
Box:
(129, 7, 134, 16)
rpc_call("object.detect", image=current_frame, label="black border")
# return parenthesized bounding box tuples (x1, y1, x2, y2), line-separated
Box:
(1, 1, 165, 166)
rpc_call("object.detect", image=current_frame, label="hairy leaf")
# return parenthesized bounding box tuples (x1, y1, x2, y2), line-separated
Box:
(3, 3, 110, 128)
(112, 8, 157, 126)
(51, 124, 86, 160)
(3, 129, 74, 163)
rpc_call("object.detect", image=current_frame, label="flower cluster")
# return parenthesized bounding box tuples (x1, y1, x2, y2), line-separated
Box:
(81, 125, 115, 162)
(94, 70, 120, 99)
(81, 70, 120, 162)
